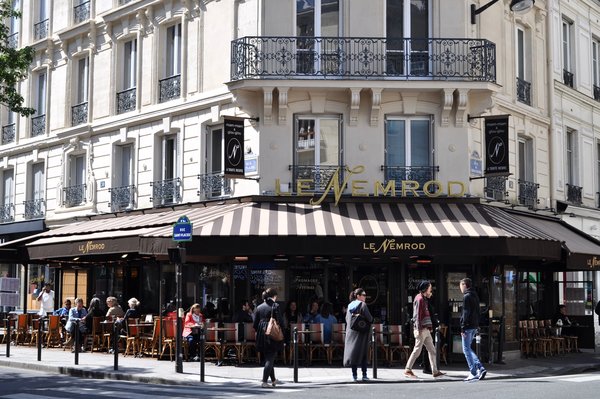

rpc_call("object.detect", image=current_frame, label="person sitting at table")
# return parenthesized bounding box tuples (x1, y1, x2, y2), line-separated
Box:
(283, 300, 303, 343)
(183, 303, 204, 361)
(83, 298, 103, 334)
(64, 297, 88, 352)
(232, 299, 253, 323)
(54, 299, 71, 317)
(303, 300, 321, 324)
(315, 302, 337, 344)
(106, 296, 125, 320)
(553, 304, 572, 327)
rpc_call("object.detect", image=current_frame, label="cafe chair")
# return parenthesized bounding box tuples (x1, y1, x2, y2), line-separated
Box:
(221, 322, 241, 364)
(544, 320, 565, 355)
(308, 322, 328, 364)
(124, 318, 141, 357)
(368, 323, 385, 365)
(288, 323, 307, 365)
(328, 323, 346, 365)
(203, 321, 222, 361)
(159, 318, 177, 361)
(239, 322, 258, 364)
(89, 317, 104, 352)
(29, 315, 43, 346)
(14, 314, 31, 346)
(141, 318, 161, 358)
(45, 315, 63, 348)
(518, 320, 533, 358)
(386, 324, 411, 365)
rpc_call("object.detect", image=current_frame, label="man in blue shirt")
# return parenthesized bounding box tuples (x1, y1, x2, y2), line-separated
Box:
(54, 299, 71, 317)
(64, 298, 88, 351)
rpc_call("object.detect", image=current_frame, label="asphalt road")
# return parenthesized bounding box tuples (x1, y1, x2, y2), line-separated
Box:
(1, 366, 599, 399)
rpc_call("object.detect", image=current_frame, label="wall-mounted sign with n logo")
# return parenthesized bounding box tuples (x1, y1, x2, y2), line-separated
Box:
(224, 117, 245, 178)
(484, 115, 510, 175)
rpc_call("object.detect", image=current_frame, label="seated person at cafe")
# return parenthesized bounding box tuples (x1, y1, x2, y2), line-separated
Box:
(65, 297, 88, 351)
(232, 299, 253, 323)
(553, 304, 572, 326)
(54, 299, 72, 317)
(106, 296, 125, 320)
(315, 302, 337, 343)
(303, 300, 321, 324)
(83, 297, 103, 333)
(183, 303, 204, 361)
(202, 302, 217, 320)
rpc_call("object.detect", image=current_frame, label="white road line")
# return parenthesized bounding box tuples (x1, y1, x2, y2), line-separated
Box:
(558, 375, 600, 383)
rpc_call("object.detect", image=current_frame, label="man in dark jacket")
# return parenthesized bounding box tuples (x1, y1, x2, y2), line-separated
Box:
(460, 278, 486, 382)
(253, 288, 284, 388)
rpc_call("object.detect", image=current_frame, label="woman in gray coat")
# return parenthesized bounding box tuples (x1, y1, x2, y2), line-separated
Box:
(343, 288, 373, 382)
(253, 288, 284, 388)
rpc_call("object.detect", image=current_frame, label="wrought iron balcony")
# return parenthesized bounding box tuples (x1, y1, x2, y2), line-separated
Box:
(73, 1, 90, 24)
(7, 32, 18, 49)
(566, 183, 582, 205)
(2, 124, 15, 145)
(23, 198, 45, 219)
(231, 36, 496, 82)
(159, 75, 181, 103)
(34, 19, 49, 40)
(117, 88, 136, 114)
(31, 115, 46, 137)
(516, 77, 531, 106)
(289, 165, 344, 192)
(150, 178, 181, 206)
(563, 69, 574, 88)
(517, 180, 539, 209)
(381, 165, 439, 194)
(0, 203, 13, 223)
(63, 184, 86, 207)
(119, 0, 133, 4)
(594, 85, 600, 101)
(484, 175, 508, 202)
(198, 173, 232, 199)
(109, 185, 135, 211)
(71, 102, 88, 126)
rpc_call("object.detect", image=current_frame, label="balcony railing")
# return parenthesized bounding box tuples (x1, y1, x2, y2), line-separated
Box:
(563, 69, 574, 88)
(566, 183, 582, 205)
(117, 88, 136, 114)
(594, 85, 600, 102)
(150, 178, 181, 206)
(63, 184, 86, 207)
(31, 115, 46, 137)
(109, 185, 135, 211)
(0, 203, 13, 223)
(517, 180, 539, 209)
(23, 198, 45, 219)
(231, 36, 496, 82)
(516, 77, 531, 106)
(73, 1, 90, 24)
(71, 102, 88, 126)
(381, 165, 439, 194)
(198, 173, 232, 199)
(7, 32, 18, 49)
(289, 165, 344, 192)
(34, 19, 49, 40)
(2, 124, 15, 145)
(159, 75, 181, 103)
(119, 0, 133, 5)
(484, 175, 508, 202)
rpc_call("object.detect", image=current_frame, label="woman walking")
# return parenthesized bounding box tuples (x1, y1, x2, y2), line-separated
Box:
(343, 288, 373, 382)
(253, 287, 284, 388)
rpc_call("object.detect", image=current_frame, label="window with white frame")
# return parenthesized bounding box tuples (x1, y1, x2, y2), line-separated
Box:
(72, 57, 89, 126)
(562, 18, 574, 87)
(8, 0, 19, 48)
(200, 126, 232, 198)
(296, 0, 340, 74)
(117, 39, 137, 113)
(152, 134, 180, 205)
(25, 162, 45, 219)
(34, 0, 49, 40)
(384, 116, 434, 190)
(31, 71, 47, 137)
(111, 143, 135, 210)
(65, 154, 86, 207)
(518, 137, 537, 207)
(566, 129, 575, 185)
(160, 24, 181, 102)
(2, 109, 16, 144)
(1, 169, 14, 222)
(593, 38, 600, 100)
(516, 26, 531, 105)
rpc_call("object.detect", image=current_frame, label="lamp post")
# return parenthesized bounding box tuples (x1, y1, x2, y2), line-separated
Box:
(471, 0, 535, 24)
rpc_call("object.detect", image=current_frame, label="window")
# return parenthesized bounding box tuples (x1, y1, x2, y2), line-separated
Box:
(65, 154, 86, 207)
(1, 169, 14, 222)
(34, 0, 49, 40)
(31, 71, 47, 137)
(111, 144, 134, 211)
(160, 24, 181, 102)
(74, 0, 90, 24)
(200, 126, 232, 198)
(566, 130, 575, 185)
(296, 0, 340, 74)
(152, 134, 180, 205)
(562, 19, 574, 87)
(593, 39, 600, 100)
(386, 0, 430, 76)
(516, 26, 531, 105)
(25, 162, 45, 219)
(117, 39, 137, 114)
(8, 0, 19, 48)
(384, 117, 433, 189)
(2, 111, 16, 144)
(293, 115, 341, 191)
(72, 57, 89, 126)
(518, 137, 537, 207)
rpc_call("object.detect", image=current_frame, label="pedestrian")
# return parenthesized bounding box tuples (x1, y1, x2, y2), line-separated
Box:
(253, 287, 284, 388)
(37, 283, 55, 316)
(594, 300, 600, 326)
(404, 281, 445, 379)
(459, 277, 487, 382)
(343, 288, 373, 382)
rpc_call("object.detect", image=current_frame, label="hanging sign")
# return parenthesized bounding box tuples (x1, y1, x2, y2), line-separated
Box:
(173, 216, 193, 242)
(484, 116, 510, 175)
(223, 117, 245, 178)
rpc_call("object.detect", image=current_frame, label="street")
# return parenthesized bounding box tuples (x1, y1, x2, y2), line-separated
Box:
(1, 366, 600, 399)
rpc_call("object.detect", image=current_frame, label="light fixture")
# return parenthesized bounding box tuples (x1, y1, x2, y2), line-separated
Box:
(234, 256, 248, 262)
(274, 255, 288, 262)
(471, 0, 535, 24)
(72, 257, 79, 261)
(121, 253, 128, 259)
(409, 255, 433, 264)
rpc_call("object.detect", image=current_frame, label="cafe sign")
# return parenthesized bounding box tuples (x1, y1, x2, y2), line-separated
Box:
(586, 256, 600, 269)
(78, 241, 106, 254)
(363, 238, 426, 254)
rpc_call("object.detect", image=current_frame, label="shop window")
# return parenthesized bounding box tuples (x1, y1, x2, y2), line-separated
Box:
(555, 271, 594, 316)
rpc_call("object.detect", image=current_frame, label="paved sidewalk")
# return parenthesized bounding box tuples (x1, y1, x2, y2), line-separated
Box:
(0, 345, 599, 386)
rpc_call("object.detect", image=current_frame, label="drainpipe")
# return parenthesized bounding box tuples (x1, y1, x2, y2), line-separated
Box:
(546, 2, 556, 212)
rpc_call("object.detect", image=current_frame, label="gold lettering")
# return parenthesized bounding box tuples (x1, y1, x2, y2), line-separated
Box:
(423, 180, 442, 197)
(351, 180, 369, 196)
(275, 179, 290, 196)
(311, 166, 365, 206)
(296, 179, 313, 196)
(448, 181, 466, 197)
(374, 180, 396, 197)
(363, 238, 426, 254)
(401, 180, 420, 197)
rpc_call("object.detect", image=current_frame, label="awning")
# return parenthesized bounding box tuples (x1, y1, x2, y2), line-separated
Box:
(509, 211, 600, 270)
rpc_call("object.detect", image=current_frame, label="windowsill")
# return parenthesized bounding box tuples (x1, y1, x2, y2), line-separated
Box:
(54, 203, 95, 215)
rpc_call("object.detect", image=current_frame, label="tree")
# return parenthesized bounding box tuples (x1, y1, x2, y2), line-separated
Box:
(0, 0, 35, 117)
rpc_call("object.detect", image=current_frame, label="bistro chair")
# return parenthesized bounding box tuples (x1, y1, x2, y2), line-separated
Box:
(368, 323, 386, 365)
(288, 322, 307, 365)
(386, 324, 411, 365)
(29, 315, 43, 347)
(544, 319, 565, 355)
(14, 314, 31, 345)
(307, 322, 328, 364)
(89, 317, 104, 352)
(203, 321, 221, 361)
(159, 318, 177, 361)
(45, 315, 63, 348)
(221, 322, 241, 364)
(238, 322, 258, 364)
(141, 318, 161, 358)
(519, 320, 533, 358)
(328, 323, 346, 365)
(124, 318, 141, 357)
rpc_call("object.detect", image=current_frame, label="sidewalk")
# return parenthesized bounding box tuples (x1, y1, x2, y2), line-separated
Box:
(0, 345, 599, 386)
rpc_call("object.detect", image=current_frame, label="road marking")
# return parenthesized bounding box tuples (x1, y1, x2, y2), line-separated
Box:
(558, 375, 600, 383)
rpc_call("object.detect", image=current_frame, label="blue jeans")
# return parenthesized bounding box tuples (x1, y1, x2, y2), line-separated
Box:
(462, 328, 483, 376)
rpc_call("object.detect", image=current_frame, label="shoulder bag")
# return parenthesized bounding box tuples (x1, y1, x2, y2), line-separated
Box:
(350, 303, 371, 333)
(266, 305, 284, 342)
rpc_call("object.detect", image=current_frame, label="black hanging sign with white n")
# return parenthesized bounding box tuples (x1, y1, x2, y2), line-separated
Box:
(224, 117, 245, 177)
(484, 116, 509, 175)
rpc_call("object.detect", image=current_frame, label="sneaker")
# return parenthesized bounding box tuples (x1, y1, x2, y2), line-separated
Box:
(477, 369, 487, 380)
(272, 379, 284, 387)
(404, 370, 417, 379)
(432, 371, 446, 378)
(352, 376, 358, 382)
(463, 373, 479, 382)
(261, 382, 271, 388)
(362, 376, 370, 382)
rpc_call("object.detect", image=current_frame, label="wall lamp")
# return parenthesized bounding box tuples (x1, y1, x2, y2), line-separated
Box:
(471, 0, 535, 24)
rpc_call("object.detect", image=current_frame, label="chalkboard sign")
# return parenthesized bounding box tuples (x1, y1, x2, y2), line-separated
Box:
(0, 277, 19, 292)
(249, 269, 286, 301)
(233, 264, 247, 281)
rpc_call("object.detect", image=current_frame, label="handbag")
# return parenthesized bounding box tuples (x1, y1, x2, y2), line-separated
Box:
(266, 306, 284, 342)
(350, 303, 371, 333)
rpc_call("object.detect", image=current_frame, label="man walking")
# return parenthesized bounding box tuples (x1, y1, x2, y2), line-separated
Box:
(460, 278, 486, 382)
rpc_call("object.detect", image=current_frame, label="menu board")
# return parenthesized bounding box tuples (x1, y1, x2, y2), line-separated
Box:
(0, 277, 19, 292)
(249, 269, 286, 301)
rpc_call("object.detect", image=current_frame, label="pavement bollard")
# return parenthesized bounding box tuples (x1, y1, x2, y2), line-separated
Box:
(74, 320, 80, 365)
(199, 327, 205, 382)
(476, 331, 481, 359)
(293, 327, 298, 383)
(371, 326, 377, 379)
(37, 316, 44, 362)
(113, 321, 119, 371)
(4, 318, 10, 358)
(435, 325, 441, 371)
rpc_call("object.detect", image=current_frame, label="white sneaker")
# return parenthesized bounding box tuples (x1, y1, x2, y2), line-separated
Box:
(272, 379, 284, 387)
(261, 382, 271, 388)
(477, 369, 487, 380)
(463, 373, 479, 382)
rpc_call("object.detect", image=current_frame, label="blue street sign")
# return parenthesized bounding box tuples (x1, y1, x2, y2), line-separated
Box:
(173, 216, 193, 242)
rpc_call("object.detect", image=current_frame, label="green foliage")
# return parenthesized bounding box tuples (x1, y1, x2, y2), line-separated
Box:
(0, 0, 35, 117)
